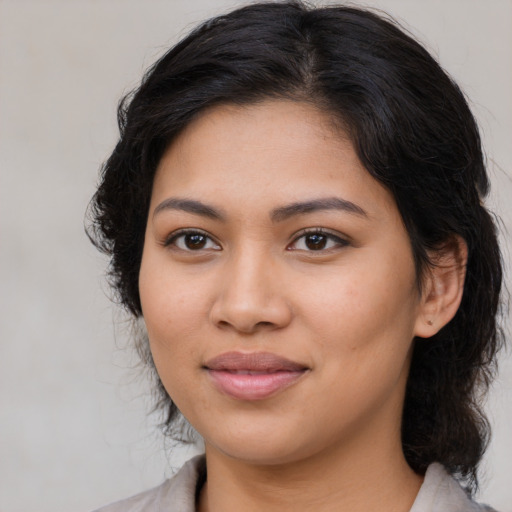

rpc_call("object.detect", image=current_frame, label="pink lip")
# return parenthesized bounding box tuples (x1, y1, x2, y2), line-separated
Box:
(204, 352, 309, 401)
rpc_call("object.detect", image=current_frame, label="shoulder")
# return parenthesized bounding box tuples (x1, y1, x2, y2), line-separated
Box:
(410, 462, 498, 512)
(92, 455, 206, 512)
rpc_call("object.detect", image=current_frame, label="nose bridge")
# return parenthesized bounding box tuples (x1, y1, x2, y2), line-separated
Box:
(210, 242, 291, 333)
(230, 242, 270, 294)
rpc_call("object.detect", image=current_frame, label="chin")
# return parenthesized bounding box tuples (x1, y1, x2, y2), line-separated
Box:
(212, 442, 311, 467)
(201, 419, 322, 467)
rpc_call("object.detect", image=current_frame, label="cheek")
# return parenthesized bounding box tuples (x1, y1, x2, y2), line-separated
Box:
(139, 270, 220, 421)
(309, 268, 415, 321)
(296, 255, 419, 359)
(301, 266, 418, 421)
(140, 256, 207, 330)
(138, 259, 208, 380)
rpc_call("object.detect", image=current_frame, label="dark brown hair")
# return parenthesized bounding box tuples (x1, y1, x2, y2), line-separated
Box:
(87, 1, 503, 493)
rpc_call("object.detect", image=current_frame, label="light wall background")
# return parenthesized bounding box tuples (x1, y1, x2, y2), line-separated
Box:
(0, 1, 510, 511)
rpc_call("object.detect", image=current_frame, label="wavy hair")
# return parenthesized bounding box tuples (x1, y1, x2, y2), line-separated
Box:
(87, 1, 503, 493)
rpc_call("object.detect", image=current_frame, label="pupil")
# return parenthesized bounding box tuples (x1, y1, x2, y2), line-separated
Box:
(185, 233, 206, 249)
(306, 233, 327, 250)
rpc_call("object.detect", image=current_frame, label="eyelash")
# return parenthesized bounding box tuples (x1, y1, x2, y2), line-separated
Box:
(164, 228, 349, 253)
(288, 228, 349, 252)
(164, 229, 221, 251)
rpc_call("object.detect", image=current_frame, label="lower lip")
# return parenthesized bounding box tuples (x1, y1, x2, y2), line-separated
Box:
(207, 369, 307, 400)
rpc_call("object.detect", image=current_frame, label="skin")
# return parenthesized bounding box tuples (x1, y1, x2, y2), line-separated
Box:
(139, 100, 465, 512)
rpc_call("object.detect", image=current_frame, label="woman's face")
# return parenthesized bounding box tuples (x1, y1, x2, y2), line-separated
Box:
(139, 100, 427, 465)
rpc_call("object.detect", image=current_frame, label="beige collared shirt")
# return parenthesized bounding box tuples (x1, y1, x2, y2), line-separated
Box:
(94, 455, 496, 512)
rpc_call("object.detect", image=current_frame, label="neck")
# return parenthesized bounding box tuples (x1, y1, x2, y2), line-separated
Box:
(197, 432, 423, 512)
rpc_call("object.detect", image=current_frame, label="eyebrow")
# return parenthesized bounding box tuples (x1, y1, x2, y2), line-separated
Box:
(152, 196, 367, 223)
(271, 197, 367, 222)
(153, 198, 226, 221)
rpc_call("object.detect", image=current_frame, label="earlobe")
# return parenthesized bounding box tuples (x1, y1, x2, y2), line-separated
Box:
(414, 236, 468, 338)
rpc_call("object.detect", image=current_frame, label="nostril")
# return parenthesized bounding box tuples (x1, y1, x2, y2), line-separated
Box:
(256, 321, 274, 328)
(214, 319, 277, 334)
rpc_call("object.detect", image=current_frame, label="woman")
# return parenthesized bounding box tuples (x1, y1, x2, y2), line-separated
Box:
(88, 2, 503, 511)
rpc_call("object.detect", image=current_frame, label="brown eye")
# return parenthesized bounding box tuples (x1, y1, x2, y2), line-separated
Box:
(184, 233, 207, 249)
(288, 230, 349, 252)
(305, 233, 328, 250)
(166, 230, 221, 251)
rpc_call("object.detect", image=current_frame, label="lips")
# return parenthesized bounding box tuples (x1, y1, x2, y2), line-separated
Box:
(204, 352, 309, 400)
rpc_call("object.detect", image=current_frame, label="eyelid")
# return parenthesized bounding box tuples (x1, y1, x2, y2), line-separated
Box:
(163, 228, 221, 250)
(162, 227, 348, 252)
(287, 227, 350, 251)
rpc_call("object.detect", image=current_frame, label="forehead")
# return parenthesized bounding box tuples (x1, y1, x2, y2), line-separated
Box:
(151, 100, 397, 219)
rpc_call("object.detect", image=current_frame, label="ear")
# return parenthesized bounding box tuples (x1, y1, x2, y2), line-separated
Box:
(414, 236, 468, 338)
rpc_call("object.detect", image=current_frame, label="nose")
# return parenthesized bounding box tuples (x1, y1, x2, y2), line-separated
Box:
(209, 249, 293, 334)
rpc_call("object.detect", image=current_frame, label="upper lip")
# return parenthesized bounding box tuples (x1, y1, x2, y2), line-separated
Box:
(204, 352, 308, 372)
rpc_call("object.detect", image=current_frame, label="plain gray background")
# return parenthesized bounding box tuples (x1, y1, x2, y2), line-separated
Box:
(0, 1, 510, 511)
